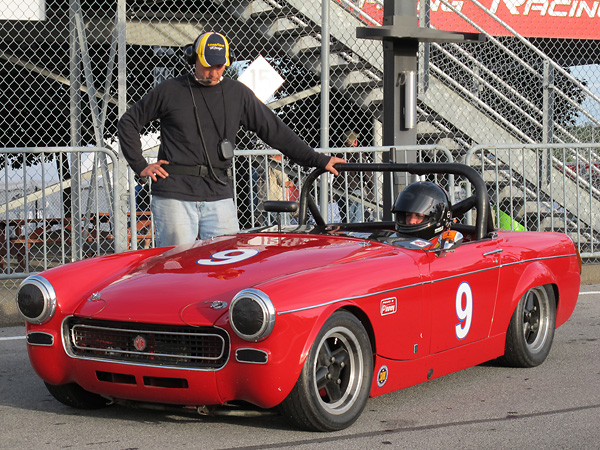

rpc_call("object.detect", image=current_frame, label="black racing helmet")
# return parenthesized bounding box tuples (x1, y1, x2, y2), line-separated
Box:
(392, 181, 452, 240)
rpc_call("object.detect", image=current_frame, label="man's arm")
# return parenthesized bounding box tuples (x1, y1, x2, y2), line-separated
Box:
(117, 106, 152, 175)
(238, 83, 345, 172)
(117, 85, 167, 175)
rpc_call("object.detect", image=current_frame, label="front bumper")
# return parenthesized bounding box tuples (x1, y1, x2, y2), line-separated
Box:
(26, 313, 310, 409)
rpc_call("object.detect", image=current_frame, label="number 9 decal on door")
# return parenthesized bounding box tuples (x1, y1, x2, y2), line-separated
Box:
(196, 249, 259, 266)
(455, 281, 473, 340)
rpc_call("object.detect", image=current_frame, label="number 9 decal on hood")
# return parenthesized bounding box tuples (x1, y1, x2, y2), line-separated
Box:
(196, 249, 260, 266)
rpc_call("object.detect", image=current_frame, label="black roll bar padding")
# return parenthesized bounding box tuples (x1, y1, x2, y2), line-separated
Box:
(306, 195, 325, 226)
(451, 195, 477, 217)
(297, 167, 326, 226)
(299, 163, 493, 240)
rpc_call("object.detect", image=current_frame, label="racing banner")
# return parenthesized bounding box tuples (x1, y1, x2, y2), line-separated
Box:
(356, 0, 600, 40)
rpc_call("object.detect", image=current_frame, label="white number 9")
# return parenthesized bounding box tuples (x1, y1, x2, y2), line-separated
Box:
(196, 249, 259, 266)
(455, 281, 473, 340)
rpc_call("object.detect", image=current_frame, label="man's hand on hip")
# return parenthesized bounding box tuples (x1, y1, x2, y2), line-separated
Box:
(141, 160, 170, 182)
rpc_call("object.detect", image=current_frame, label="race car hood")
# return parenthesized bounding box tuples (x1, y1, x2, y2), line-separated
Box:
(74, 233, 399, 326)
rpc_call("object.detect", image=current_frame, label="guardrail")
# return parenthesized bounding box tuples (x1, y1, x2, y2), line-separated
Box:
(2, 144, 598, 281)
(1, 146, 123, 278)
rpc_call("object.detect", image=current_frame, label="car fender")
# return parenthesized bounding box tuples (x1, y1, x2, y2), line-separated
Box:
(281, 302, 372, 403)
(213, 301, 363, 408)
(296, 302, 366, 368)
(255, 250, 417, 373)
(33, 247, 168, 316)
(493, 260, 557, 335)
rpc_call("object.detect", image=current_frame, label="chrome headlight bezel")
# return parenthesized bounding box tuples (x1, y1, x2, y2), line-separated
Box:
(229, 288, 275, 342)
(16, 275, 57, 325)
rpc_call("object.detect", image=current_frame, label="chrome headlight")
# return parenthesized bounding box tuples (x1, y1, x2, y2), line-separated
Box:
(16, 275, 57, 324)
(229, 289, 275, 342)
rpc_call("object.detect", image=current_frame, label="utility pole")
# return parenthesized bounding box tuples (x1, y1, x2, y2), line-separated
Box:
(357, 0, 483, 218)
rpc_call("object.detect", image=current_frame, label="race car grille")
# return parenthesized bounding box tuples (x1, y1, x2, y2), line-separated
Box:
(64, 318, 229, 370)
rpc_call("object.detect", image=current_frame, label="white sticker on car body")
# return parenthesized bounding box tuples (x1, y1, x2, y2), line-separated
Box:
(380, 297, 397, 316)
(196, 249, 260, 266)
(455, 281, 473, 340)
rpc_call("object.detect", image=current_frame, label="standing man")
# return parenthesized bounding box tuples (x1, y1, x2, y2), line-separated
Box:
(118, 31, 345, 247)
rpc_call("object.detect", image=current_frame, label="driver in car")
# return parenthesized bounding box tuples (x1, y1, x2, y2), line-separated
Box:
(392, 181, 452, 240)
(376, 181, 462, 251)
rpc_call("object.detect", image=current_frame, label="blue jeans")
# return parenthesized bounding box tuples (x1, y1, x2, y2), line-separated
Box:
(151, 196, 239, 247)
(348, 199, 363, 223)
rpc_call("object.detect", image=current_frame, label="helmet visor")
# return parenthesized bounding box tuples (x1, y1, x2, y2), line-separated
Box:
(396, 211, 428, 226)
(393, 190, 440, 217)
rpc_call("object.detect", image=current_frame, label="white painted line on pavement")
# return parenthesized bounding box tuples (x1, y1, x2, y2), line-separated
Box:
(0, 336, 26, 341)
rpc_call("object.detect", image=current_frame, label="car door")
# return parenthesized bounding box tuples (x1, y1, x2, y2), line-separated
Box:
(368, 248, 429, 361)
(425, 237, 501, 354)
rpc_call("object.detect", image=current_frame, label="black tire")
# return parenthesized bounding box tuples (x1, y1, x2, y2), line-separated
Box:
(279, 311, 373, 431)
(44, 382, 111, 409)
(501, 285, 556, 368)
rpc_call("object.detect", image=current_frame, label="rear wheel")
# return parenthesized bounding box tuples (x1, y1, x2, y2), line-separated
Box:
(44, 382, 111, 409)
(279, 311, 373, 431)
(502, 286, 556, 368)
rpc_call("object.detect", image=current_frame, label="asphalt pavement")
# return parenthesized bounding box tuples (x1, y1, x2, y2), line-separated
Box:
(0, 285, 598, 449)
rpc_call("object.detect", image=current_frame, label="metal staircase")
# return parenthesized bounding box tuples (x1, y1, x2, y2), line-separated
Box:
(214, 0, 384, 109)
(215, 0, 523, 142)
(211, 0, 587, 150)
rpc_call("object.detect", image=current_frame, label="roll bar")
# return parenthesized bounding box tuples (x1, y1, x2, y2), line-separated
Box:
(297, 163, 493, 240)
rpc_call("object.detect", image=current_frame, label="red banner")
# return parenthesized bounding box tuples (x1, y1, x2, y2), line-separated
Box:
(356, 0, 600, 40)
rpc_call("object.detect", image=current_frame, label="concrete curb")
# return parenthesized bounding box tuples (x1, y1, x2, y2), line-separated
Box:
(581, 263, 600, 286)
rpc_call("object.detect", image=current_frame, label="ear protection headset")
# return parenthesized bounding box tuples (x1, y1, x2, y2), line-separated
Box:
(184, 36, 201, 66)
(184, 34, 235, 66)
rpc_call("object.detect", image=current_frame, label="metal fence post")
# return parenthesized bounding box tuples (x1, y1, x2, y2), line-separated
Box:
(542, 60, 555, 187)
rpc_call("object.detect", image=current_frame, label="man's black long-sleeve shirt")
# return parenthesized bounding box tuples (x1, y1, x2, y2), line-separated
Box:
(118, 74, 330, 201)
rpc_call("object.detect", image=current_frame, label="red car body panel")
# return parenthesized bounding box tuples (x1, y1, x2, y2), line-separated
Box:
(23, 224, 580, 411)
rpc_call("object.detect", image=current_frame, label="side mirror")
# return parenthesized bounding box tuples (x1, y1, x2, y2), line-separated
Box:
(263, 201, 299, 232)
(263, 201, 299, 214)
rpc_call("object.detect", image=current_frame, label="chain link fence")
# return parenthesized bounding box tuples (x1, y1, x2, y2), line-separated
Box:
(1, 146, 121, 271)
(465, 143, 600, 258)
(1, 0, 599, 323)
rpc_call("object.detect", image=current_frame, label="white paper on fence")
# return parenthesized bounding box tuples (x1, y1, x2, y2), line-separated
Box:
(238, 56, 284, 104)
(0, 0, 45, 20)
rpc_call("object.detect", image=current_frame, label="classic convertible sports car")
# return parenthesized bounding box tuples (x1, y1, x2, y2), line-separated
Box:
(17, 163, 581, 431)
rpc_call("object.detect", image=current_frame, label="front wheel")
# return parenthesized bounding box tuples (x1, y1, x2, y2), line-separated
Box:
(279, 311, 373, 431)
(45, 382, 111, 409)
(501, 285, 556, 368)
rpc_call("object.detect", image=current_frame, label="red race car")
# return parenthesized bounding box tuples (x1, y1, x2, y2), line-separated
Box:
(16, 163, 581, 431)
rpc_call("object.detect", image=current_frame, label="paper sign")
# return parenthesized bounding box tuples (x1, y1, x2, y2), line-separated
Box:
(1, 0, 45, 20)
(238, 56, 284, 103)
